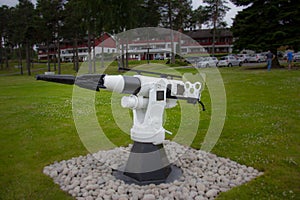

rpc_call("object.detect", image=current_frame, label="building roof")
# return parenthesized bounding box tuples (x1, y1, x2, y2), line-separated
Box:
(185, 29, 233, 39)
(94, 33, 116, 48)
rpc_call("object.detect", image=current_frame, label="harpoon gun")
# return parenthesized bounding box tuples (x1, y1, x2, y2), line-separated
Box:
(37, 73, 204, 145)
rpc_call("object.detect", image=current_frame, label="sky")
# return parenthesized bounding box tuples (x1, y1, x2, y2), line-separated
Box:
(0, 0, 244, 27)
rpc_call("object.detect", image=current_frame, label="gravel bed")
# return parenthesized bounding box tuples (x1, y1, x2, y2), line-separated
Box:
(43, 141, 263, 200)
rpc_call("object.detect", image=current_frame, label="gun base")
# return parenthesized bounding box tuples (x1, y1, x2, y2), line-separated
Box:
(113, 142, 182, 185)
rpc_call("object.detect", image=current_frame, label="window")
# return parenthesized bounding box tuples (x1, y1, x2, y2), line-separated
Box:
(156, 91, 164, 101)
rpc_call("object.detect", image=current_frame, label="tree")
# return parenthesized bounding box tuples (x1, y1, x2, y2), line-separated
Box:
(9, 6, 24, 74)
(15, 0, 36, 76)
(190, 5, 209, 30)
(0, 6, 10, 69)
(159, 0, 193, 30)
(203, 0, 230, 56)
(65, 0, 115, 73)
(63, 0, 86, 72)
(36, 0, 55, 72)
(158, 0, 193, 64)
(52, 0, 65, 74)
(107, 0, 144, 69)
(138, 0, 161, 27)
(231, 0, 300, 67)
(36, 0, 65, 74)
(78, 0, 97, 73)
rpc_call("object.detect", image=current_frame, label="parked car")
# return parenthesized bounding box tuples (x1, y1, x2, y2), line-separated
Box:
(185, 57, 202, 65)
(293, 53, 300, 62)
(237, 54, 251, 63)
(196, 57, 218, 68)
(283, 52, 300, 61)
(217, 56, 243, 67)
(154, 54, 164, 60)
(277, 51, 284, 59)
(248, 53, 267, 63)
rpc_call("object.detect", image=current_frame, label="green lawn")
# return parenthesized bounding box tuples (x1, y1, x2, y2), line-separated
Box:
(0, 64, 299, 199)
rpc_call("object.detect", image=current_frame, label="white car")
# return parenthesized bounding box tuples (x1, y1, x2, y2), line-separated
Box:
(293, 53, 300, 62)
(196, 57, 218, 68)
(248, 53, 266, 63)
(185, 57, 202, 65)
(237, 54, 250, 63)
(217, 56, 243, 67)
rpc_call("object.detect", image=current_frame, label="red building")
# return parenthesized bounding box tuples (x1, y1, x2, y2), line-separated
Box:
(185, 29, 233, 54)
(37, 29, 233, 62)
(37, 33, 116, 62)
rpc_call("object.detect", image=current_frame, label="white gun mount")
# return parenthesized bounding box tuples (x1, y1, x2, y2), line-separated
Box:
(104, 75, 202, 145)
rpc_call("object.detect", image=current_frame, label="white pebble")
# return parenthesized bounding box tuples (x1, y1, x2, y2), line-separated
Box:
(142, 194, 156, 200)
(43, 141, 262, 200)
(196, 182, 206, 192)
(206, 189, 218, 198)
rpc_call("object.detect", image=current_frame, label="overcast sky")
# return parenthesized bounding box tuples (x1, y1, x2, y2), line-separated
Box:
(0, 0, 244, 27)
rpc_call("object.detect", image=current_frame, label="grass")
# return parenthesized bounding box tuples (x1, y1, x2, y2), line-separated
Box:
(210, 67, 299, 199)
(0, 62, 299, 199)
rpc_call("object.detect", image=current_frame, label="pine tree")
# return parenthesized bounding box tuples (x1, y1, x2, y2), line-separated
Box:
(37, 0, 55, 72)
(62, 0, 86, 72)
(231, 0, 300, 67)
(0, 6, 10, 69)
(190, 5, 209, 30)
(138, 0, 161, 27)
(203, 0, 230, 56)
(159, 0, 193, 30)
(15, 0, 36, 75)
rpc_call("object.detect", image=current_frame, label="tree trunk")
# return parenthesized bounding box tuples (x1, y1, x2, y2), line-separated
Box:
(88, 29, 92, 73)
(120, 35, 125, 68)
(4, 45, 9, 69)
(72, 45, 75, 70)
(0, 36, 3, 70)
(126, 33, 130, 68)
(121, 43, 125, 68)
(170, 31, 175, 64)
(116, 38, 121, 71)
(212, 0, 219, 57)
(178, 30, 182, 61)
(93, 37, 96, 73)
(30, 48, 34, 69)
(25, 41, 31, 76)
(18, 46, 23, 75)
(126, 39, 129, 68)
(272, 49, 282, 68)
(47, 41, 51, 72)
(57, 39, 61, 74)
(272, 58, 281, 68)
(75, 38, 79, 72)
(101, 32, 104, 68)
(168, 0, 175, 64)
(212, 26, 216, 56)
(53, 56, 57, 71)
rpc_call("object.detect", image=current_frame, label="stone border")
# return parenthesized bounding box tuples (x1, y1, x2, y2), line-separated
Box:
(43, 141, 263, 200)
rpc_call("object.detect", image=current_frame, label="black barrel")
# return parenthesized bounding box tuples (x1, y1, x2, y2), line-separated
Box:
(36, 74, 75, 85)
(36, 74, 106, 91)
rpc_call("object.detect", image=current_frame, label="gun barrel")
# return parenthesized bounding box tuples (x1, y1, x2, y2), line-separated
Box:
(36, 74, 106, 91)
(36, 74, 75, 85)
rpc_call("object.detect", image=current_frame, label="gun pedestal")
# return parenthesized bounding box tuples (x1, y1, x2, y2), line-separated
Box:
(112, 77, 186, 185)
(113, 142, 182, 185)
